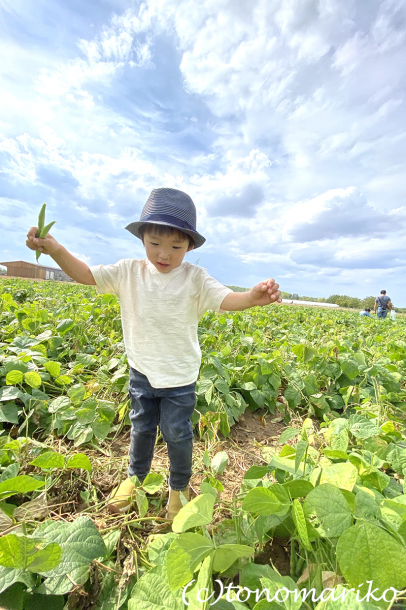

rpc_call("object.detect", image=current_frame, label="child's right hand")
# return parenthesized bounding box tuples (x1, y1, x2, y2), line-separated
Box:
(26, 227, 61, 257)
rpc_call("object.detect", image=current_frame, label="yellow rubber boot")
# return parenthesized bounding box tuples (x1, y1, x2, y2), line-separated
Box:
(165, 486, 190, 521)
(106, 478, 136, 514)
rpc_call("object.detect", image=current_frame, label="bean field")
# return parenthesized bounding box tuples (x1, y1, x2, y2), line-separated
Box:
(1, 277, 406, 609)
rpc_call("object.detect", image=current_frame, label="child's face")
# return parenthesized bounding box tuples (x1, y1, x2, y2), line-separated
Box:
(143, 229, 193, 273)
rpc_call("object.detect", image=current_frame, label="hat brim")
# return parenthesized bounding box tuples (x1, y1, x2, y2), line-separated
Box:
(125, 220, 206, 249)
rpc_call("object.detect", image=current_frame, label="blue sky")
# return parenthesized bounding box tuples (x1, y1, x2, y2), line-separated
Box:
(1, 0, 406, 304)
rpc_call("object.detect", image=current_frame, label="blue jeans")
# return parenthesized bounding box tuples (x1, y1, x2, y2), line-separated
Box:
(377, 307, 388, 319)
(128, 367, 196, 490)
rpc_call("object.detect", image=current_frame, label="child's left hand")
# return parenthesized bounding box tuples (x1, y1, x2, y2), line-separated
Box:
(249, 279, 282, 307)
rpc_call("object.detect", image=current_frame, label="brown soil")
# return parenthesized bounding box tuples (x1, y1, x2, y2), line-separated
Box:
(254, 537, 291, 576)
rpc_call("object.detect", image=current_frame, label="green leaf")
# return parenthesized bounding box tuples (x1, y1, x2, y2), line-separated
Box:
(360, 467, 390, 492)
(92, 415, 111, 441)
(135, 489, 148, 518)
(196, 378, 213, 395)
(319, 462, 358, 492)
(303, 346, 316, 363)
(148, 533, 177, 567)
(202, 449, 211, 468)
(71, 426, 93, 447)
(184, 553, 216, 610)
(128, 565, 184, 610)
(34, 516, 107, 595)
(0, 567, 33, 596)
(211, 451, 228, 475)
(142, 473, 164, 494)
(0, 535, 62, 573)
(23, 371, 42, 389)
(386, 443, 406, 475)
(284, 384, 301, 408)
(214, 379, 229, 394)
(242, 487, 286, 517)
(67, 384, 86, 404)
(76, 353, 97, 367)
(31, 451, 65, 470)
(348, 415, 380, 439)
(337, 521, 406, 596)
(295, 440, 308, 473)
(212, 544, 253, 573)
(66, 453, 92, 472)
(0, 463, 20, 483)
(323, 449, 349, 460)
(269, 456, 311, 476)
(341, 360, 359, 380)
(240, 563, 276, 606)
(107, 357, 120, 370)
(4, 359, 29, 374)
(303, 483, 353, 538)
(260, 574, 302, 610)
(276, 428, 300, 446)
(166, 533, 214, 590)
(303, 374, 319, 396)
(240, 382, 256, 391)
(292, 343, 304, 361)
(0, 402, 19, 424)
(172, 494, 215, 533)
(97, 400, 115, 422)
(200, 481, 217, 498)
(5, 370, 24, 385)
(244, 466, 270, 479)
(0, 386, 24, 402)
(331, 428, 349, 452)
(44, 361, 61, 378)
(48, 396, 71, 413)
(292, 499, 312, 551)
(100, 529, 121, 561)
(76, 398, 97, 424)
(0, 476, 45, 499)
(282, 480, 314, 499)
(354, 489, 381, 520)
(56, 319, 75, 335)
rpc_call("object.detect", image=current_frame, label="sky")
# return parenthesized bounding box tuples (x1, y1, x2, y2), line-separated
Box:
(0, 0, 405, 304)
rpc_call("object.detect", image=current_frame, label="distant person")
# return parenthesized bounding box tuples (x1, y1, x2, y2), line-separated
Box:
(360, 307, 372, 318)
(374, 290, 392, 319)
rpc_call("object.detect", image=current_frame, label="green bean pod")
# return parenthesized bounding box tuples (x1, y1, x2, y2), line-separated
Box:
(39, 220, 56, 238)
(35, 202, 56, 261)
(37, 202, 46, 236)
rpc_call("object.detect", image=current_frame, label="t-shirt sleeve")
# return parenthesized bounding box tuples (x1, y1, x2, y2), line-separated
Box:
(197, 269, 233, 317)
(89, 260, 126, 296)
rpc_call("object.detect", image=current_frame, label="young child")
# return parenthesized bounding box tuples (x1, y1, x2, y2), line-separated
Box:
(26, 187, 281, 520)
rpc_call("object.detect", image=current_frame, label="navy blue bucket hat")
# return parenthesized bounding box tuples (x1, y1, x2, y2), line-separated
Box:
(125, 187, 206, 249)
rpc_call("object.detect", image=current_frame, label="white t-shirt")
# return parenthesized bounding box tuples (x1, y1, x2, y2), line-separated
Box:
(89, 259, 232, 388)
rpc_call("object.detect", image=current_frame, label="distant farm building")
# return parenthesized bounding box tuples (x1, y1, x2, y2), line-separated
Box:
(0, 261, 73, 282)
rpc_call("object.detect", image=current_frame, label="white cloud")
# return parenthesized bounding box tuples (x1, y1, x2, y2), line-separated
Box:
(1, 0, 406, 303)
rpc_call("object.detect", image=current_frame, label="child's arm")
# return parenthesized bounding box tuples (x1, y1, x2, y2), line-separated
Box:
(26, 227, 96, 285)
(220, 278, 281, 311)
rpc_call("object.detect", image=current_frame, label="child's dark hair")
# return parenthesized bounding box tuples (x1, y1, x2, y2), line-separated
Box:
(139, 223, 194, 249)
